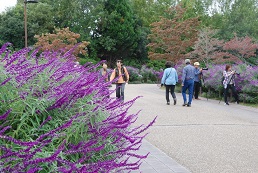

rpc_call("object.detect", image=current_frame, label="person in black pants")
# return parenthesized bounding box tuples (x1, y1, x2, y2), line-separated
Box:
(193, 62, 202, 100)
(222, 65, 239, 105)
(161, 61, 178, 105)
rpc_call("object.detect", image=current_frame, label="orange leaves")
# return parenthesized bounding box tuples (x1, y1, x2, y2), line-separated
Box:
(34, 27, 89, 58)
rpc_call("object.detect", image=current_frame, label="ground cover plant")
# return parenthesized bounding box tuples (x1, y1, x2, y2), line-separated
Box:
(0, 43, 156, 172)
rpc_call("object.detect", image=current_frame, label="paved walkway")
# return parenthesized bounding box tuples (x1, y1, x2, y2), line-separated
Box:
(128, 139, 191, 173)
(116, 84, 258, 173)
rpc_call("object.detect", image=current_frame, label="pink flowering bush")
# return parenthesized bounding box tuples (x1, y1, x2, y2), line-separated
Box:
(0, 43, 156, 172)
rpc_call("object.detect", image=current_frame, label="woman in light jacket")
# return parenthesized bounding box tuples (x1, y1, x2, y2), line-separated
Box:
(161, 61, 178, 105)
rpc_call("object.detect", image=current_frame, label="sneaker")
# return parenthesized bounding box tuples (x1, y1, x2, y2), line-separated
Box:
(173, 99, 177, 105)
(167, 102, 170, 105)
(182, 102, 187, 106)
(224, 102, 229, 105)
(187, 104, 191, 107)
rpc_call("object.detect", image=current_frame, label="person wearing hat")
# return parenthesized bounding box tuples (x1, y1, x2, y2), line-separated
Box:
(193, 62, 203, 100)
(181, 59, 195, 107)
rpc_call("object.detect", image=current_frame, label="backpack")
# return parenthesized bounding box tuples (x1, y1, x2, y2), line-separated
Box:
(115, 66, 127, 81)
(221, 76, 224, 85)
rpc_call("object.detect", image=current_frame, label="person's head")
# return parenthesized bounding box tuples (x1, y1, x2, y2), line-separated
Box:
(102, 62, 107, 70)
(116, 60, 122, 68)
(165, 61, 172, 68)
(225, 65, 231, 71)
(194, 62, 200, 68)
(185, 59, 191, 65)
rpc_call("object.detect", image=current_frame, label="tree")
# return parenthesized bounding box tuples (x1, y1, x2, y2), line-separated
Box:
(147, 4, 200, 63)
(217, 0, 258, 40)
(34, 28, 89, 58)
(223, 35, 258, 64)
(91, 0, 140, 65)
(0, 5, 24, 49)
(188, 28, 224, 64)
(130, 0, 177, 27)
(0, 2, 55, 49)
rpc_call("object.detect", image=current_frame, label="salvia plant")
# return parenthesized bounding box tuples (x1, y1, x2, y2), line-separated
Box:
(0, 43, 156, 172)
(173, 62, 258, 103)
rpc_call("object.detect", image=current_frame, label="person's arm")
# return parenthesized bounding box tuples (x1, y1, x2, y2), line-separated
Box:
(195, 68, 202, 76)
(223, 70, 234, 78)
(175, 69, 178, 83)
(109, 69, 116, 82)
(181, 67, 186, 86)
(161, 69, 167, 85)
(124, 67, 129, 83)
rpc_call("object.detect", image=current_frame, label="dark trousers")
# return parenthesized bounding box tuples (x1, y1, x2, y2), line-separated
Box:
(194, 81, 201, 99)
(224, 84, 239, 103)
(165, 85, 176, 103)
(116, 83, 125, 101)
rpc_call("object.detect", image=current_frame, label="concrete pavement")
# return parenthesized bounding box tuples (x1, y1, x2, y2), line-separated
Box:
(119, 84, 258, 173)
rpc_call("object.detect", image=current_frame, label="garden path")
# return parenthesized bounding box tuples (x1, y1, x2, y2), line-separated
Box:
(112, 84, 258, 173)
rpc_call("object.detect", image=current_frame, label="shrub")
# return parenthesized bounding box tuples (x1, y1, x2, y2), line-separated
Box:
(202, 64, 258, 103)
(0, 43, 156, 172)
(140, 65, 161, 83)
(126, 66, 141, 82)
(34, 27, 89, 58)
(146, 59, 166, 71)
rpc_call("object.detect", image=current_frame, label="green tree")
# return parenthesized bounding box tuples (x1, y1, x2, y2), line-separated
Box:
(0, 5, 24, 49)
(91, 0, 140, 65)
(217, 0, 258, 40)
(0, 2, 54, 49)
(130, 0, 177, 27)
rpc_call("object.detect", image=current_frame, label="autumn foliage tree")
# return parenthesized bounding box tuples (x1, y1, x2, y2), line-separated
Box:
(223, 35, 258, 64)
(147, 4, 200, 63)
(189, 31, 258, 64)
(34, 27, 89, 58)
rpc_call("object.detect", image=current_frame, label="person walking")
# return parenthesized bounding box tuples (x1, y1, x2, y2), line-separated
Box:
(193, 62, 202, 100)
(100, 62, 109, 82)
(223, 65, 239, 105)
(110, 60, 129, 101)
(99, 62, 110, 98)
(181, 59, 195, 107)
(161, 61, 178, 105)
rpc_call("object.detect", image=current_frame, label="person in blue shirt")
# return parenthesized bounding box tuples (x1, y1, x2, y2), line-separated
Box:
(181, 59, 195, 107)
(193, 62, 203, 100)
(161, 61, 178, 105)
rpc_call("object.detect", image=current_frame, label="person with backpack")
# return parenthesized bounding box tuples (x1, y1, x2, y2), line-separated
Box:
(110, 60, 129, 101)
(222, 65, 239, 105)
(161, 61, 178, 105)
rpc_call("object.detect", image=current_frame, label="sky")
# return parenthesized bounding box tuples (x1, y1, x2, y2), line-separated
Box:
(0, 0, 16, 13)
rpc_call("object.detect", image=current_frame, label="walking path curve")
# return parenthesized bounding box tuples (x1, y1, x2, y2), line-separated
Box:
(118, 84, 258, 173)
